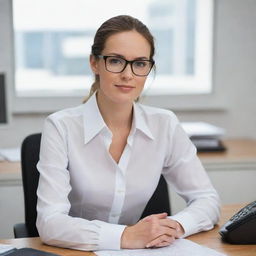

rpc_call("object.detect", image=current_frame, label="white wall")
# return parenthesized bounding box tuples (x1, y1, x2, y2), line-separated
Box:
(177, 0, 256, 139)
(0, 0, 256, 147)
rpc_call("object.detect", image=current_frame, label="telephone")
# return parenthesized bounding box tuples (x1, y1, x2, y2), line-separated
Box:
(219, 201, 256, 244)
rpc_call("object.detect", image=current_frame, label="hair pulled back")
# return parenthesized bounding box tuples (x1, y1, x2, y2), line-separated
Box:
(85, 15, 155, 102)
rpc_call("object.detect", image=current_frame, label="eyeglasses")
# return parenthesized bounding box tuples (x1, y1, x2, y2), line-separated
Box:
(97, 55, 154, 77)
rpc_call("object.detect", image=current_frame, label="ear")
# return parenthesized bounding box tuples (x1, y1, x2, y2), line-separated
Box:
(90, 55, 99, 74)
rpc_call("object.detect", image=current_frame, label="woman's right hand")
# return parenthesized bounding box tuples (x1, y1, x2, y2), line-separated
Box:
(120, 212, 179, 249)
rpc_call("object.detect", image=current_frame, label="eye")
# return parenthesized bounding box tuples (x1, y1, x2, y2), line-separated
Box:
(108, 57, 123, 65)
(134, 61, 148, 68)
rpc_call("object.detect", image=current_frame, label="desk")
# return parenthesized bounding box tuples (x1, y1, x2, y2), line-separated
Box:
(198, 139, 256, 162)
(0, 204, 256, 256)
(0, 161, 21, 185)
(1, 139, 256, 182)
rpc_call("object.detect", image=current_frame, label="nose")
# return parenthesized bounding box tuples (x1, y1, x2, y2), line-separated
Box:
(121, 63, 134, 80)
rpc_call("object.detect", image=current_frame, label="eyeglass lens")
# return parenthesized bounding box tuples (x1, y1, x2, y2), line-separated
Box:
(105, 56, 153, 76)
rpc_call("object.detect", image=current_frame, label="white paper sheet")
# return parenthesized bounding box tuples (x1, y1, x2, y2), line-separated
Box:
(0, 147, 20, 162)
(181, 122, 225, 138)
(0, 243, 16, 254)
(95, 239, 226, 256)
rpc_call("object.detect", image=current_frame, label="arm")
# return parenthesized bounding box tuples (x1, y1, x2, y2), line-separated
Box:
(36, 116, 126, 251)
(163, 117, 221, 238)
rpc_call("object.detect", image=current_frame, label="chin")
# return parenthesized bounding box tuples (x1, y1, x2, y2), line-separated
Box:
(98, 88, 141, 105)
(112, 95, 136, 105)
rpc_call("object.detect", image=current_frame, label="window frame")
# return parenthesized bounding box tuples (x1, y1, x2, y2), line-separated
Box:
(0, 0, 227, 114)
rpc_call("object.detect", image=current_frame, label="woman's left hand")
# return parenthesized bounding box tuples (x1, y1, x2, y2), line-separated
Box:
(142, 215, 184, 248)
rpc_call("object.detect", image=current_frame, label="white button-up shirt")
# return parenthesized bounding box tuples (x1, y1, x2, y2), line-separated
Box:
(36, 93, 220, 251)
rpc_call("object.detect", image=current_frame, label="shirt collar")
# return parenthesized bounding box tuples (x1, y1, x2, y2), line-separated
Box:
(133, 102, 155, 140)
(83, 93, 107, 144)
(83, 93, 154, 144)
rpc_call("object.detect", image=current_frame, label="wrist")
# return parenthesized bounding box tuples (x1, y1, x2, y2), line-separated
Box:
(175, 221, 185, 238)
(121, 226, 131, 249)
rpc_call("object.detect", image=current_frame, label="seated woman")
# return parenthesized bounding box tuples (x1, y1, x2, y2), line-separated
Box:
(36, 15, 220, 251)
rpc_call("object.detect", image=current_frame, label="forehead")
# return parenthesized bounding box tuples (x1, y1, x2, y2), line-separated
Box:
(103, 30, 151, 58)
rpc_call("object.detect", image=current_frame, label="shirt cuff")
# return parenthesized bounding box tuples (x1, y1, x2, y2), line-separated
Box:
(96, 221, 127, 250)
(169, 211, 198, 238)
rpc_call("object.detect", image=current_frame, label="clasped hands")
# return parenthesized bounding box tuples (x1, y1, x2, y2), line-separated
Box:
(121, 212, 184, 249)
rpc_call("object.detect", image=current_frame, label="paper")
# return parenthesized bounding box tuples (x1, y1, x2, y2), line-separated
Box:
(95, 239, 226, 256)
(0, 243, 16, 254)
(0, 147, 20, 162)
(181, 122, 225, 138)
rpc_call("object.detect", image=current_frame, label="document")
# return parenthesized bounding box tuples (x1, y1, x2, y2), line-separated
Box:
(0, 147, 20, 162)
(181, 122, 225, 138)
(95, 239, 226, 256)
(0, 244, 16, 255)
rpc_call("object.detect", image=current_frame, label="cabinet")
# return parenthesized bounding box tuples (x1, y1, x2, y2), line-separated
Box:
(0, 162, 23, 239)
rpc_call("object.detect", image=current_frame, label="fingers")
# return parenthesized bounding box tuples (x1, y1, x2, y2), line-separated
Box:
(156, 219, 184, 239)
(146, 234, 175, 248)
(158, 218, 178, 229)
(156, 225, 177, 238)
(144, 218, 183, 248)
(143, 215, 179, 239)
(144, 216, 183, 236)
(145, 217, 178, 233)
(142, 212, 167, 222)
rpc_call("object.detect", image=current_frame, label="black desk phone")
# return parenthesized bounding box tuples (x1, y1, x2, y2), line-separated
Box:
(219, 201, 256, 244)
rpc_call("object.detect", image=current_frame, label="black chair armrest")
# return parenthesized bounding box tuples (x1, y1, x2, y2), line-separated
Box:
(13, 223, 29, 238)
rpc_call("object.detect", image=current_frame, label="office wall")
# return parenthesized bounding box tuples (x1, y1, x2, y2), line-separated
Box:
(0, 0, 256, 147)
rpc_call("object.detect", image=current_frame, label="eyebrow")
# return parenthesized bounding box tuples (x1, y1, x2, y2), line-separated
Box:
(105, 53, 150, 60)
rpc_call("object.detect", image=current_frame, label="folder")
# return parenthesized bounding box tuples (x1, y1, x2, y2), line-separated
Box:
(1, 248, 60, 256)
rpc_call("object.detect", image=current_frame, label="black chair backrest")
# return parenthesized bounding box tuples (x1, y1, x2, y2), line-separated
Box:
(19, 133, 170, 237)
(21, 133, 41, 237)
(140, 175, 170, 219)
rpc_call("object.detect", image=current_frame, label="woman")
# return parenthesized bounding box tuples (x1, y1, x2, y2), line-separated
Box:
(36, 15, 220, 251)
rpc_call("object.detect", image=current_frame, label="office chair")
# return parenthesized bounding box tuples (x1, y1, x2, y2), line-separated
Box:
(140, 176, 170, 219)
(14, 133, 41, 238)
(14, 133, 170, 238)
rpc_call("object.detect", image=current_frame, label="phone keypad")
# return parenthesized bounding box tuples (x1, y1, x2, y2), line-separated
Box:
(229, 201, 256, 224)
(228, 201, 256, 228)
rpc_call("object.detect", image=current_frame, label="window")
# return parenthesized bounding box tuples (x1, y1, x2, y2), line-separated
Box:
(13, 0, 213, 97)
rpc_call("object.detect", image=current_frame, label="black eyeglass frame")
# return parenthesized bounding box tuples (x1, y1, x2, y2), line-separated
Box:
(96, 55, 155, 77)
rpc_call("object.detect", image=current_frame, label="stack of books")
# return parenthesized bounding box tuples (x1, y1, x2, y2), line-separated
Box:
(181, 122, 226, 152)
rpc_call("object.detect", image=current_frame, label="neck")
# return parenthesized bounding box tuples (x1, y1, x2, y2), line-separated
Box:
(96, 92, 133, 130)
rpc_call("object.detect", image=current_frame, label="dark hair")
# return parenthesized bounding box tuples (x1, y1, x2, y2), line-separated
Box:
(84, 15, 155, 102)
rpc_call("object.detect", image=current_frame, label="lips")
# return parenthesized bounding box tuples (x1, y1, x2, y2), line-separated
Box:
(115, 84, 135, 88)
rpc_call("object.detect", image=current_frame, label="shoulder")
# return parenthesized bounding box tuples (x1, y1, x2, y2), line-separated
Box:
(47, 104, 84, 122)
(44, 105, 85, 132)
(137, 103, 179, 124)
(42, 105, 85, 138)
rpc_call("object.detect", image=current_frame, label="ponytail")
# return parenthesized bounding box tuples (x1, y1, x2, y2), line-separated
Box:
(83, 75, 99, 103)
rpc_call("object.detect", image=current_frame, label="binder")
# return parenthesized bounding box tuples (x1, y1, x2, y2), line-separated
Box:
(1, 248, 60, 256)
(181, 122, 226, 152)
